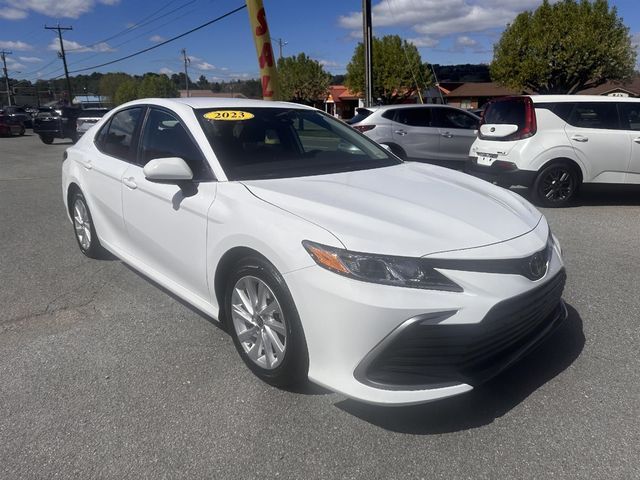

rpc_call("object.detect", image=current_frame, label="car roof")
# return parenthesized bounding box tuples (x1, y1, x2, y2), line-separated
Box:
(121, 97, 317, 111)
(371, 104, 457, 111)
(526, 95, 640, 103)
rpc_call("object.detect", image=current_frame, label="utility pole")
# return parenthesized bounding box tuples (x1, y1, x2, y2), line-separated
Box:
(45, 24, 74, 105)
(275, 38, 287, 59)
(1, 50, 12, 106)
(362, 0, 373, 107)
(181, 48, 190, 97)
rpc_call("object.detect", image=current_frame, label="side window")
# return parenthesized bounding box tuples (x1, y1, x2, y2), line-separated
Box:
(381, 109, 396, 121)
(434, 108, 478, 129)
(619, 103, 640, 131)
(568, 103, 619, 130)
(395, 108, 431, 127)
(99, 108, 142, 161)
(140, 108, 212, 180)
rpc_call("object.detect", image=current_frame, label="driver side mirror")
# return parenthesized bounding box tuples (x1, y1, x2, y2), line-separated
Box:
(143, 157, 193, 182)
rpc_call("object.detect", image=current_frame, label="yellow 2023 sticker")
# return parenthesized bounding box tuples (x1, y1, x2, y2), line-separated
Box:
(203, 110, 254, 121)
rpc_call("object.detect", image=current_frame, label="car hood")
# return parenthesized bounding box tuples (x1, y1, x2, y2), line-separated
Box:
(241, 162, 542, 257)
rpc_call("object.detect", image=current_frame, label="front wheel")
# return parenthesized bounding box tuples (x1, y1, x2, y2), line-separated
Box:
(225, 256, 308, 387)
(532, 163, 580, 207)
(40, 135, 53, 144)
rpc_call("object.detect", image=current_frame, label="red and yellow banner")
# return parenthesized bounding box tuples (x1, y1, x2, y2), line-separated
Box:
(246, 0, 280, 101)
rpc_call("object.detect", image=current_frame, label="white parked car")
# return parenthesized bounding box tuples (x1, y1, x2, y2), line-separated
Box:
(62, 98, 567, 406)
(468, 95, 640, 206)
(349, 104, 480, 164)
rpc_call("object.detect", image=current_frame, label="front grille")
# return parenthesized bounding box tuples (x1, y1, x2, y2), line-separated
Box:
(361, 270, 566, 389)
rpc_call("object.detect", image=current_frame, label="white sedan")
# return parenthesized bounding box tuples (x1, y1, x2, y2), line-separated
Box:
(62, 98, 567, 406)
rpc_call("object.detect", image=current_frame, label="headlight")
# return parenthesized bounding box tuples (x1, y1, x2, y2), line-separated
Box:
(302, 241, 462, 292)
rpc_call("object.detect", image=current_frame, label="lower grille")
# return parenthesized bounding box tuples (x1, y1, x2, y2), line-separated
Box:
(360, 270, 567, 389)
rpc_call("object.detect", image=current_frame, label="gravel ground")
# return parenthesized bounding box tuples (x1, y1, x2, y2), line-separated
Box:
(1, 133, 639, 479)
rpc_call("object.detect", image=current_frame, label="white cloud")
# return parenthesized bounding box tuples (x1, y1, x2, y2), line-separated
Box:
(0, 7, 26, 19)
(18, 56, 42, 63)
(318, 59, 340, 67)
(149, 35, 165, 43)
(632, 32, 640, 49)
(47, 38, 115, 53)
(159, 67, 174, 75)
(195, 62, 216, 71)
(2, 0, 120, 19)
(0, 40, 33, 50)
(339, 0, 548, 48)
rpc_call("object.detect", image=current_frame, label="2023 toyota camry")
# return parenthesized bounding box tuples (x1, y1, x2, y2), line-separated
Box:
(61, 98, 567, 406)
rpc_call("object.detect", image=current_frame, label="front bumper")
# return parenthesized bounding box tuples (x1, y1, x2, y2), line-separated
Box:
(284, 225, 566, 406)
(466, 157, 537, 187)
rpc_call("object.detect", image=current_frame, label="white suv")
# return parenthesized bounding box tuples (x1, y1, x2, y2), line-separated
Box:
(467, 95, 640, 206)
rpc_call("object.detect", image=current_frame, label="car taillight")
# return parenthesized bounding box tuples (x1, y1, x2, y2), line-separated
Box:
(517, 96, 537, 140)
(353, 124, 376, 133)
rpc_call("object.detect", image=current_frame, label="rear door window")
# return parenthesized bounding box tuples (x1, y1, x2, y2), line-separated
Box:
(567, 103, 619, 130)
(433, 108, 478, 129)
(394, 108, 432, 127)
(97, 107, 143, 162)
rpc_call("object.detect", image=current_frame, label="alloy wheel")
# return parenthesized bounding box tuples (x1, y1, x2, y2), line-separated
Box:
(231, 276, 287, 370)
(540, 167, 575, 203)
(73, 198, 92, 250)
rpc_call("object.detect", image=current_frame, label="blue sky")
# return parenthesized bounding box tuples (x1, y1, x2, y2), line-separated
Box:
(1, 0, 638, 83)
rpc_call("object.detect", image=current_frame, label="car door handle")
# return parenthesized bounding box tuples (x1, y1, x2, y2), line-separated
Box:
(394, 129, 408, 136)
(122, 177, 137, 189)
(633, 137, 640, 144)
(440, 132, 453, 138)
(571, 135, 588, 142)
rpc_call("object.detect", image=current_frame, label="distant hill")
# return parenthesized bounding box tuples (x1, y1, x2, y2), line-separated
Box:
(431, 64, 491, 83)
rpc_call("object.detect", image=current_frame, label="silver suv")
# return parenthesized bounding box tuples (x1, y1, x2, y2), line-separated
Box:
(349, 105, 480, 164)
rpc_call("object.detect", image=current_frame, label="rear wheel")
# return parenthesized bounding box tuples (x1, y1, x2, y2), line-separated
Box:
(532, 163, 580, 207)
(70, 191, 104, 258)
(40, 135, 53, 144)
(225, 255, 308, 387)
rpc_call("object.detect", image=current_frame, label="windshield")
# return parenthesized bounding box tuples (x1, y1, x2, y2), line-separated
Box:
(195, 107, 400, 180)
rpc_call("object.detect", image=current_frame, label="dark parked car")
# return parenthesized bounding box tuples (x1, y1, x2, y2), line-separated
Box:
(0, 113, 25, 136)
(2, 106, 32, 128)
(33, 107, 81, 144)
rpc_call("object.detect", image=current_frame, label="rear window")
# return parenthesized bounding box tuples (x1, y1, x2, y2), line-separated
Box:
(347, 108, 374, 125)
(196, 107, 399, 181)
(37, 110, 60, 118)
(483, 98, 526, 129)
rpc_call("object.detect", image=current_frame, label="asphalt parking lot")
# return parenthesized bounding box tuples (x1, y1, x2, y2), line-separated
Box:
(1, 133, 639, 479)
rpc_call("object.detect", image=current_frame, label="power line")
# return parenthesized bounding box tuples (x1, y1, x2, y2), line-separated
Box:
(66, 5, 247, 74)
(65, 0, 196, 53)
(66, 0, 205, 70)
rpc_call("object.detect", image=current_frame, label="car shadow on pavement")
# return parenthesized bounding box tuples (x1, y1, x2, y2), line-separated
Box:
(511, 185, 640, 207)
(334, 303, 584, 434)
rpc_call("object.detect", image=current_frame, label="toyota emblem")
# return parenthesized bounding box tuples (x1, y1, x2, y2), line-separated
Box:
(529, 252, 547, 280)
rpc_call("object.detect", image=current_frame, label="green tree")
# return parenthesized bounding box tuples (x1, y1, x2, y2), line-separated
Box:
(277, 53, 332, 104)
(114, 78, 139, 105)
(138, 73, 179, 98)
(490, 0, 636, 94)
(197, 74, 210, 89)
(99, 73, 132, 103)
(345, 35, 432, 104)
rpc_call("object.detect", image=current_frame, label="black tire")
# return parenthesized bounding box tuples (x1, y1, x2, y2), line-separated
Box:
(19, 126, 25, 136)
(70, 191, 105, 259)
(40, 135, 53, 144)
(532, 163, 580, 208)
(225, 255, 309, 387)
